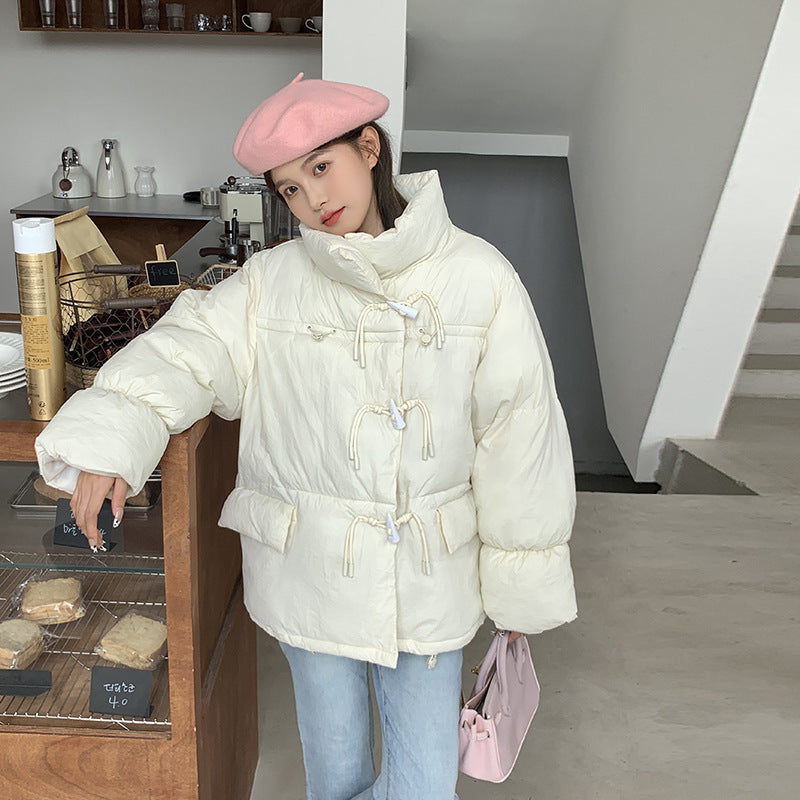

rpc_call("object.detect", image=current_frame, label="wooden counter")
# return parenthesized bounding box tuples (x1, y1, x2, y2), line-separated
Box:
(0, 390, 257, 800)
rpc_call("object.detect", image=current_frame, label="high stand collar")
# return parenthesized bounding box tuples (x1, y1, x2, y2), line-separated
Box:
(298, 170, 452, 296)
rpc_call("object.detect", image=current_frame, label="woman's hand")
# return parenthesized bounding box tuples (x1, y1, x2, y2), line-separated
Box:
(70, 471, 129, 550)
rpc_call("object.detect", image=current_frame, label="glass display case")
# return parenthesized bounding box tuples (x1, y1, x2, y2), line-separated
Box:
(0, 460, 168, 732)
(0, 382, 256, 800)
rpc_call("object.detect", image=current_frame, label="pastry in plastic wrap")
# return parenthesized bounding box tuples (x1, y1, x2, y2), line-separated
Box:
(21, 576, 85, 625)
(0, 619, 45, 669)
(95, 613, 167, 670)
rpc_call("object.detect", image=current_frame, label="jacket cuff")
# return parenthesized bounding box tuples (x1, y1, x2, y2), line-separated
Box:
(34, 387, 170, 496)
(479, 542, 577, 633)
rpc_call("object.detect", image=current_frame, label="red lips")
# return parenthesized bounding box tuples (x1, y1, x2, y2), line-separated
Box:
(321, 207, 344, 227)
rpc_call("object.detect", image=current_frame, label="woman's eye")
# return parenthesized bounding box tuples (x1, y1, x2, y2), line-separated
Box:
(313, 162, 328, 175)
(283, 186, 297, 198)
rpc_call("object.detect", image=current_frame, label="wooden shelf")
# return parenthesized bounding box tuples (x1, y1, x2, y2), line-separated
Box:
(17, 0, 322, 35)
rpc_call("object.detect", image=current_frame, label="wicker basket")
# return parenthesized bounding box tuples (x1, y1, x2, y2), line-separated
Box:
(128, 281, 194, 302)
(65, 360, 99, 390)
(61, 269, 192, 391)
(195, 264, 241, 288)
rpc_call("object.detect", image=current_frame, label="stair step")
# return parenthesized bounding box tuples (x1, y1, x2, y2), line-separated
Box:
(657, 398, 800, 495)
(743, 354, 800, 370)
(759, 308, 800, 323)
(656, 441, 756, 495)
(660, 437, 800, 495)
(748, 321, 800, 355)
(720, 396, 800, 441)
(775, 265, 800, 277)
(766, 277, 800, 308)
(734, 369, 800, 398)
(779, 234, 800, 264)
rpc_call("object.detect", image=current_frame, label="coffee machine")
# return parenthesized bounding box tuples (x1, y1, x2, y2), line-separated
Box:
(218, 176, 295, 248)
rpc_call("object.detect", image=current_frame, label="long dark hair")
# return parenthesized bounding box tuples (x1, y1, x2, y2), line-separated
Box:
(265, 121, 407, 232)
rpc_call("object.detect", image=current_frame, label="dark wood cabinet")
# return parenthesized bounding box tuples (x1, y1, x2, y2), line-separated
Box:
(17, 0, 322, 35)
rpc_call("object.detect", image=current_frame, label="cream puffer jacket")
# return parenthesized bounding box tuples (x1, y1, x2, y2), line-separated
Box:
(35, 170, 577, 668)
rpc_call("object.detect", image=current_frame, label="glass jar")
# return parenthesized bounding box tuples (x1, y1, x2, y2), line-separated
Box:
(141, 0, 159, 30)
(134, 166, 156, 198)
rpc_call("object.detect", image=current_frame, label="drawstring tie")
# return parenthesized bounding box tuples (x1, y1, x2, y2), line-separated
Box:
(353, 292, 445, 368)
(343, 511, 431, 578)
(348, 399, 435, 470)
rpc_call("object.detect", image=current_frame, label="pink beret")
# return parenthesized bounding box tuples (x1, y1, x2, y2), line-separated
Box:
(233, 72, 390, 175)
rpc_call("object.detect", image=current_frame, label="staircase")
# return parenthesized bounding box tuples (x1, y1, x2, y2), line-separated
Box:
(733, 202, 800, 398)
(657, 197, 800, 496)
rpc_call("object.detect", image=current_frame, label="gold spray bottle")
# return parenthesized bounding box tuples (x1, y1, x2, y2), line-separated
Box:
(12, 217, 66, 421)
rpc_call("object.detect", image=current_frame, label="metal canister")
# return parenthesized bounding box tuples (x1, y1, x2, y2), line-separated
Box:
(12, 218, 66, 421)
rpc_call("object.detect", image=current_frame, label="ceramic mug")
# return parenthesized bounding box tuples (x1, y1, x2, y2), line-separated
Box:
(242, 11, 271, 32)
(278, 16, 301, 33)
(305, 15, 322, 33)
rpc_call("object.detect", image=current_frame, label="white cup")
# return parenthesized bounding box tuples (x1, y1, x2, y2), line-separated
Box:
(242, 11, 271, 32)
(305, 15, 322, 33)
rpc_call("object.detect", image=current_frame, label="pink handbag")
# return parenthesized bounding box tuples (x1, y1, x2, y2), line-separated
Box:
(458, 630, 540, 782)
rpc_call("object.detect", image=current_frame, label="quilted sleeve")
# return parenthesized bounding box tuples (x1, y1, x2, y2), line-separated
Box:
(471, 264, 577, 634)
(35, 266, 255, 496)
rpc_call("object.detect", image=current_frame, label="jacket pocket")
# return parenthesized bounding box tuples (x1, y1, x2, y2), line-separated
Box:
(218, 487, 296, 554)
(435, 490, 478, 554)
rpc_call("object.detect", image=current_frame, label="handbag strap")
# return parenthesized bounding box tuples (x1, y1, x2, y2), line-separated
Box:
(493, 632, 532, 716)
(467, 630, 534, 715)
(473, 632, 501, 695)
(495, 632, 512, 715)
(473, 631, 513, 715)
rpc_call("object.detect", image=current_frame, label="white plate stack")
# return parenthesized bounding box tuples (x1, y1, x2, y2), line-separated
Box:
(0, 332, 26, 400)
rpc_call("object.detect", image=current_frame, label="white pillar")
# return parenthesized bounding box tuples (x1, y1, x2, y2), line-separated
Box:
(322, 0, 407, 172)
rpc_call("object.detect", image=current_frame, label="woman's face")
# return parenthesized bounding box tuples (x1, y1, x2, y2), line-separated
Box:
(270, 127, 383, 237)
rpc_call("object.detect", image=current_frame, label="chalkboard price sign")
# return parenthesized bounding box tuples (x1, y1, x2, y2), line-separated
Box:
(145, 259, 181, 287)
(0, 669, 52, 697)
(53, 498, 118, 550)
(90, 666, 153, 718)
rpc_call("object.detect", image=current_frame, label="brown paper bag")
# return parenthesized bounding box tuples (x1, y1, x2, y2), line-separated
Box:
(54, 207, 129, 332)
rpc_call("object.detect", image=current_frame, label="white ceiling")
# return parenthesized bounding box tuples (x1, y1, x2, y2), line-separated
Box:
(405, 0, 622, 135)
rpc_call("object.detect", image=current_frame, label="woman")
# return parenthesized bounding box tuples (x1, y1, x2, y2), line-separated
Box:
(37, 74, 577, 799)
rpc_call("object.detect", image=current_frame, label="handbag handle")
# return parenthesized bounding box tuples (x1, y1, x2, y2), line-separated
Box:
(471, 630, 533, 714)
(495, 633, 512, 716)
(473, 632, 500, 696)
(486, 631, 531, 717)
(473, 631, 516, 717)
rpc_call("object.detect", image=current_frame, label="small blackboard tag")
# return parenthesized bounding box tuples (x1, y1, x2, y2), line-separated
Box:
(90, 666, 153, 718)
(53, 498, 118, 550)
(145, 259, 181, 287)
(0, 669, 52, 696)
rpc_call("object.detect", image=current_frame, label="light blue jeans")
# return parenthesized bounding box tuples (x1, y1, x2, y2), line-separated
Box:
(279, 640, 462, 800)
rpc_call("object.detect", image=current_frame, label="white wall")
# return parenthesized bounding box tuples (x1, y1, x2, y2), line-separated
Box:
(402, 130, 569, 157)
(405, 0, 621, 135)
(567, 0, 783, 479)
(1, 19, 321, 312)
